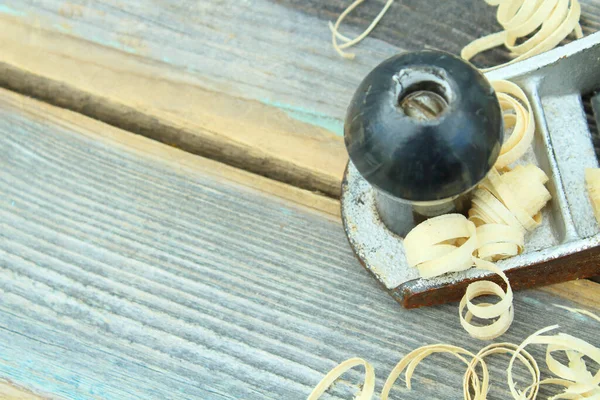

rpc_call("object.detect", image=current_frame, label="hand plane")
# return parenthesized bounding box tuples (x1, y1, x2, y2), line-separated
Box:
(341, 31, 600, 308)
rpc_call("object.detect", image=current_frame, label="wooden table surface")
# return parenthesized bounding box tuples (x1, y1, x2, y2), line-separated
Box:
(1, 1, 600, 399)
(3, 0, 598, 197)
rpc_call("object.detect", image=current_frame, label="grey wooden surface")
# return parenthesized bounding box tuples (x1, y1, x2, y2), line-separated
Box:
(2, 0, 599, 197)
(0, 89, 598, 399)
(5, 0, 599, 128)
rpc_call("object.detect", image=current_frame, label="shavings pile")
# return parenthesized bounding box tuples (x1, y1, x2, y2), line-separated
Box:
(461, 0, 584, 71)
(470, 166, 551, 233)
(328, 0, 583, 68)
(403, 78, 551, 341)
(316, 3, 598, 400)
(308, 310, 600, 400)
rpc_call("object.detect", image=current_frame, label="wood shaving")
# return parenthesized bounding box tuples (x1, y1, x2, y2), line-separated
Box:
(469, 186, 524, 231)
(508, 324, 600, 399)
(402, 162, 551, 341)
(402, 217, 523, 341)
(585, 168, 600, 224)
(492, 80, 536, 170)
(475, 223, 524, 261)
(306, 357, 375, 400)
(328, 0, 394, 59)
(459, 257, 514, 341)
(404, 165, 550, 340)
(329, 1, 583, 66)
(466, 342, 540, 400)
(404, 214, 477, 279)
(461, 0, 583, 71)
(403, 160, 551, 341)
(486, 167, 541, 231)
(309, 315, 600, 399)
(469, 165, 551, 232)
(554, 304, 600, 323)
(380, 344, 489, 400)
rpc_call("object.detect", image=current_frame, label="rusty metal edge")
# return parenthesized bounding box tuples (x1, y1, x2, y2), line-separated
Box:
(341, 164, 600, 309)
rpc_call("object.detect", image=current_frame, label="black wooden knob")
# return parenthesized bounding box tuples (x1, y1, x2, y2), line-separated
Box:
(345, 50, 503, 202)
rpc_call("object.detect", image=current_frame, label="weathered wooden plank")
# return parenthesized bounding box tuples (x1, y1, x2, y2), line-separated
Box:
(1, 89, 599, 399)
(540, 279, 600, 308)
(0, 67, 339, 219)
(0, 382, 49, 400)
(3, 0, 598, 196)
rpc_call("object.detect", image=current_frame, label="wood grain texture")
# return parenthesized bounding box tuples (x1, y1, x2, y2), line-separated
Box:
(3, 0, 598, 196)
(0, 382, 49, 400)
(540, 278, 600, 308)
(0, 66, 339, 219)
(1, 88, 600, 399)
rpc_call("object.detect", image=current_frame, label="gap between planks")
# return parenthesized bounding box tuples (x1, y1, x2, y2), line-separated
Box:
(0, 85, 340, 220)
(0, 14, 347, 198)
(1, 0, 599, 200)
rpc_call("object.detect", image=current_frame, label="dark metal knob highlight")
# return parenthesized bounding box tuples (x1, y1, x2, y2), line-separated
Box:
(345, 50, 503, 203)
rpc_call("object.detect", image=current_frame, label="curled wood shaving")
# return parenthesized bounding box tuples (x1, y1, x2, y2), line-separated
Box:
(404, 161, 552, 341)
(459, 257, 514, 341)
(469, 187, 524, 231)
(309, 313, 600, 399)
(403, 215, 519, 340)
(475, 223, 524, 261)
(492, 80, 536, 170)
(380, 344, 489, 400)
(330, 1, 583, 66)
(501, 165, 550, 216)
(470, 165, 551, 232)
(404, 214, 477, 278)
(507, 325, 562, 399)
(402, 212, 521, 340)
(466, 342, 541, 400)
(508, 324, 600, 399)
(486, 167, 542, 231)
(328, 0, 394, 59)
(554, 304, 600, 323)
(461, 0, 583, 71)
(585, 168, 600, 224)
(312, 342, 541, 399)
(306, 357, 375, 400)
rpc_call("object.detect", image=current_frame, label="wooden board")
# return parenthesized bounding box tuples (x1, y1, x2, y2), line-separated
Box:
(1, 88, 600, 399)
(0, 382, 48, 400)
(2, 0, 598, 197)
